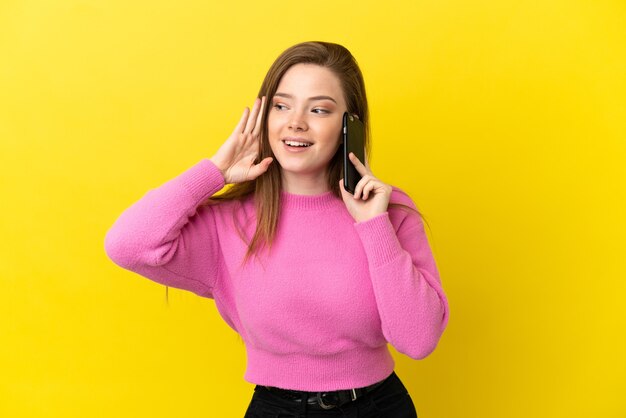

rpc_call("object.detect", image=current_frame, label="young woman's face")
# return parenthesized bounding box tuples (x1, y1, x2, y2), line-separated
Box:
(268, 63, 348, 182)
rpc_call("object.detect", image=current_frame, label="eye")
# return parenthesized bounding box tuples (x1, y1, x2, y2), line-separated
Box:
(312, 108, 329, 114)
(273, 103, 287, 111)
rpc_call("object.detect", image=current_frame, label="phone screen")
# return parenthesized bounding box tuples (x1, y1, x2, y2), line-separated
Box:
(342, 112, 365, 194)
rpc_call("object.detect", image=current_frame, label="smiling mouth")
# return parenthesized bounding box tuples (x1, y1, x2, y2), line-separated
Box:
(283, 140, 313, 147)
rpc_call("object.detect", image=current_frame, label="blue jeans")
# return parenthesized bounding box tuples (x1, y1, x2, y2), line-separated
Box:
(243, 371, 418, 417)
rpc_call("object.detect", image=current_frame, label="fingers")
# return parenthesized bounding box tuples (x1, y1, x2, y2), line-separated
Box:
(358, 180, 372, 200)
(353, 175, 371, 199)
(354, 176, 387, 200)
(243, 96, 264, 137)
(241, 98, 258, 135)
(253, 96, 265, 137)
(349, 152, 369, 176)
(348, 153, 374, 200)
(233, 106, 250, 138)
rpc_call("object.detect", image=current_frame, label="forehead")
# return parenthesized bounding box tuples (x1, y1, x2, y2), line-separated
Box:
(276, 64, 344, 103)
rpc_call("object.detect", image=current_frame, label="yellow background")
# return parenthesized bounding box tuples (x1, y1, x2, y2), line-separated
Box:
(1, 0, 625, 417)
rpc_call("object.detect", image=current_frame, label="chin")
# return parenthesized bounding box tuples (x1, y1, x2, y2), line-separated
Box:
(278, 162, 309, 173)
(278, 161, 321, 175)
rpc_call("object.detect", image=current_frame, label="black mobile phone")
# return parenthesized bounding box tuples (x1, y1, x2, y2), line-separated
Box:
(342, 112, 365, 194)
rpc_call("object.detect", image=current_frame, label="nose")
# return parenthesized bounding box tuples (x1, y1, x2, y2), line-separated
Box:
(288, 111, 308, 131)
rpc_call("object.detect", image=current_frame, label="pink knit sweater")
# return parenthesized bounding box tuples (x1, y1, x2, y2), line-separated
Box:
(104, 159, 449, 391)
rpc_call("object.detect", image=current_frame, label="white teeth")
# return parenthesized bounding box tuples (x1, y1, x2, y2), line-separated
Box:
(284, 140, 312, 147)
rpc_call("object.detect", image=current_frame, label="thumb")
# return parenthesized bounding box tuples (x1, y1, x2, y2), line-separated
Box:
(248, 157, 273, 180)
(339, 178, 350, 200)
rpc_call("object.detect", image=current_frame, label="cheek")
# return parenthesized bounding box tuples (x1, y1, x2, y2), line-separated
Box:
(266, 114, 281, 137)
(323, 123, 342, 143)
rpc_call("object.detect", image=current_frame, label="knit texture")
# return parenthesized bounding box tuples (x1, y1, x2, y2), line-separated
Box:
(104, 159, 449, 391)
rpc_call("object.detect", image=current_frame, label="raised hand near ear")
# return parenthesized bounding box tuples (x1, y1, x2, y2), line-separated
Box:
(339, 152, 392, 223)
(210, 96, 273, 184)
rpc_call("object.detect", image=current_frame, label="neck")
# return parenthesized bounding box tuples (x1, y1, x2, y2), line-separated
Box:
(281, 170, 330, 195)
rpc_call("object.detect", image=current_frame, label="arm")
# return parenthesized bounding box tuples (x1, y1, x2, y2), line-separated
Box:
(104, 159, 226, 298)
(354, 190, 449, 359)
(105, 96, 271, 298)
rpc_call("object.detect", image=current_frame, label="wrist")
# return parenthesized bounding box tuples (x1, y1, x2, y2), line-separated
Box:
(208, 157, 227, 179)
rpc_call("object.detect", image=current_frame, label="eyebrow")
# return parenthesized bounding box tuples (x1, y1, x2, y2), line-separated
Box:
(273, 92, 337, 104)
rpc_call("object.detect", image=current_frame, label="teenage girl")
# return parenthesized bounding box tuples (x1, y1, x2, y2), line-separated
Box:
(105, 41, 449, 417)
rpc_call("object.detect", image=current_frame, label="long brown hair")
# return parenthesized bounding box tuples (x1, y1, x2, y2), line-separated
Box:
(175, 42, 428, 300)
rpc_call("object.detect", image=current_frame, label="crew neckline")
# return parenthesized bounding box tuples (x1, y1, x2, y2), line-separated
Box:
(280, 190, 340, 211)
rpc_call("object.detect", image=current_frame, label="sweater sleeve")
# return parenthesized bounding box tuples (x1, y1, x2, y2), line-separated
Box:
(104, 159, 226, 298)
(353, 188, 449, 359)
